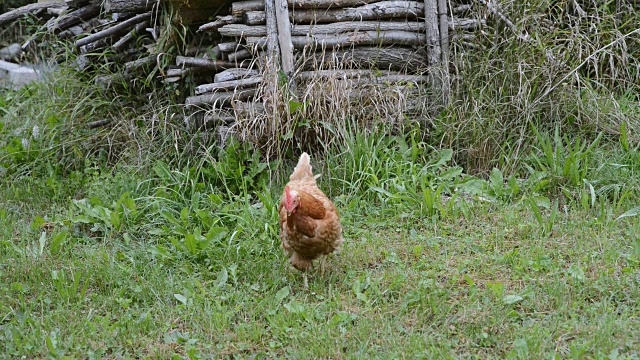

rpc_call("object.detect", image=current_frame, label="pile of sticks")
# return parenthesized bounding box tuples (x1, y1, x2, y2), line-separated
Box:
(1, 0, 485, 132)
(180, 0, 483, 129)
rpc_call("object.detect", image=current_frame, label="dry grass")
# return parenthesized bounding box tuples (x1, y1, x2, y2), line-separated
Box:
(231, 44, 433, 159)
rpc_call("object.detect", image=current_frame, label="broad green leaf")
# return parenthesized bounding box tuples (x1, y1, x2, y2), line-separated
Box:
(275, 286, 290, 303)
(502, 294, 523, 305)
(174, 293, 187, 306)
(616, 206, 640, 221)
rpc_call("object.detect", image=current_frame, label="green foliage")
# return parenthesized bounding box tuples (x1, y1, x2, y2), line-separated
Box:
(2, 5, 640, 356)
(199, 139, 271, 196)
(527, 124, 602, 192)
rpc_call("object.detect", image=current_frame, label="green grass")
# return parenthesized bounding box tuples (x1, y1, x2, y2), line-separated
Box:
(1, 122, 639, 358)
(1, 3, 640, 357)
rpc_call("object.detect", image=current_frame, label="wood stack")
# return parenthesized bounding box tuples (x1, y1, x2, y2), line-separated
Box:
(1, 0, 485, 131)
(184, 0, 484, 129)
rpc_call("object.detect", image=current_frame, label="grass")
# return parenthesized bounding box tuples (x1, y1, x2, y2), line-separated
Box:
(1, 107, 640, 357)
(1, 1, 640, 358)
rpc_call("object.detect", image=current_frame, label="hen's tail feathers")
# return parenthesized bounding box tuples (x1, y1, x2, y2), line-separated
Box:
(289, 152, 314, 181)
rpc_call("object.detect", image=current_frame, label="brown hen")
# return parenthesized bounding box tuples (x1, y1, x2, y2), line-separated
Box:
(279, 152, 343, 286)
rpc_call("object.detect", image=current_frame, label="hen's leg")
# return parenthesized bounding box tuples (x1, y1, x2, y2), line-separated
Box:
(303, 272, 309, 289)
(320, 256, 327, 276)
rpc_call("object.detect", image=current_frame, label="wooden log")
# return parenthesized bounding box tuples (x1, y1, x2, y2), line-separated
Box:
(75, 12, 151, 48)
(299, 71, 429, 86)
(298, 69, 406, 80)
(275, 0, 297, 94)
(452, 4, 472, 13)
(437, 0, 450, 103)
(104, 0, 156, 13)
(221, 21, 421, 37)
(264, 0, 281, 67)
(47, 7, 68, 16)
(164, 76, 182, 83)
(112, 21, 149, 52)
(176, 56, 252, 70)
(185, 89, 258, 108)
(424, 0, 440, 67)
(208, 45, 222, 60)
(247, 30, 426, 48)
(214, 68, 261, 82)
(167, 68, 187, 77)
(0, 44, 22, 61)
(218, 42, 241, 53)
(48, 4, 101, 33)
(243, 1, 423, 25)
(219, 18, 482, 37)
(0, 2, 67, 27)
(195, 76, 263, 95)
(305, 46, 427, 70)
(289, 0, 380, 8)
(232, 0, 264, 16)
(165, 66, 215, 79)
(197, 15, 242, 32)
(227, 49, 253, 62)
(124, 56, 155, 74)
(80, 38, 110, 54)
(87, 119, 112, 129)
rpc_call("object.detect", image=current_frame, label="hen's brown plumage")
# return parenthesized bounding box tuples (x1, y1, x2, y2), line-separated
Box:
(279, 152, 343, 273)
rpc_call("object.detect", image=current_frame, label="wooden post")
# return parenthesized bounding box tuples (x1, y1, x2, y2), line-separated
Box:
(424, 0, 441, 91)
(437, 0, 449, 104)
(274, 0, 297, 97)
(264, 0, 281, 66)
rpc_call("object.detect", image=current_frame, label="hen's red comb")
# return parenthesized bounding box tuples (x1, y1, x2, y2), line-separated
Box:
(284, 186, 292, 207)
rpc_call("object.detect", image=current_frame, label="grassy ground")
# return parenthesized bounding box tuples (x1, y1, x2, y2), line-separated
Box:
(1, 3, 639, 357)
(1, 125, 639, 358)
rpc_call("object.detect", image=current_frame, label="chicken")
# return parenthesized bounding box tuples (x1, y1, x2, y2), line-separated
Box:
(279, 152, 343, 287)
